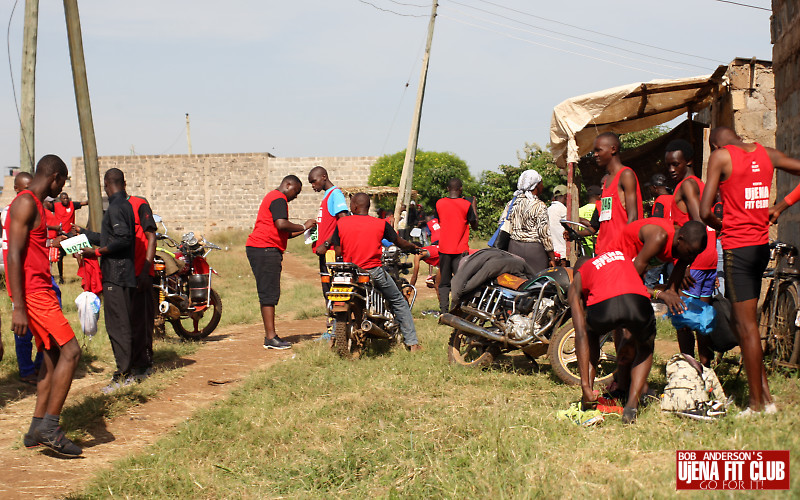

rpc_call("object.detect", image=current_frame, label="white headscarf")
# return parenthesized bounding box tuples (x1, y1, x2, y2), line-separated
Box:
(514, 169, 542, 199)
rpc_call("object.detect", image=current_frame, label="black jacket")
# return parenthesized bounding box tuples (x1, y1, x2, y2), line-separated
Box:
(85, 191, 136, 288)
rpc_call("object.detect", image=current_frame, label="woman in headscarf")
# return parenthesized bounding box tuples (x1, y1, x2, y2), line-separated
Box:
(503, 169, 555, 273)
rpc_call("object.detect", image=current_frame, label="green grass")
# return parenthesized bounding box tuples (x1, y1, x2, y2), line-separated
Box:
(73, 317, 800, 498)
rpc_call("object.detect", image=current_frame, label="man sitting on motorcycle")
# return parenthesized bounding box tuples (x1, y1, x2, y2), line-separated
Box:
(327, 193, 423, 352)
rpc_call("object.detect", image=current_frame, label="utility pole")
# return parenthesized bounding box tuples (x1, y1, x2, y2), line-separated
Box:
(19, 0, 39, 173)
(186, 113, 193, 155)
(393, 1, 437, 229)
(64, 0, 102, 231)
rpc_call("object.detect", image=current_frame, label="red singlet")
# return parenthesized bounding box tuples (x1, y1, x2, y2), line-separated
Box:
(312, 187, 343, 253)
(421, 245, 440, 267)
(580, 251, 648, 306)
(3, 190, 52, 296)
(595, 166, 643, 254)
(614, 217, 675, 264)
(718, 144, 773, 250)
(670, 176, 718, 270)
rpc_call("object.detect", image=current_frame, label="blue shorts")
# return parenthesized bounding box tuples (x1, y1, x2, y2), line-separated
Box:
(683, 269, 717, 298)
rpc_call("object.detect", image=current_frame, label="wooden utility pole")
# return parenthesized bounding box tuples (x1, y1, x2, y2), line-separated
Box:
(64, 0, 102, 231)
(186, 113, 193, 155)
(393, 1, 437, 229)
(19, 0, 39, 173)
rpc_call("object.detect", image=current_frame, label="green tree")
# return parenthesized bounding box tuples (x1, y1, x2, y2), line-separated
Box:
(619, 125, 669, 150)
(367, 150, 475, 213)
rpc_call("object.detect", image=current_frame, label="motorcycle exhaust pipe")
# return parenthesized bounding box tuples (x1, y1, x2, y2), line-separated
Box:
(361, 320, 390, 339)
(159, 301, 181, 320)
(438, 313, 529, 347)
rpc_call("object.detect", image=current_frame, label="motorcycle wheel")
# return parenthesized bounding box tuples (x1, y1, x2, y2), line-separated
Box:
(333, 313, 361, 359)
(170, 289, 223, 340)
(447, 329, 498, 368)
(548, 320, 616, 386)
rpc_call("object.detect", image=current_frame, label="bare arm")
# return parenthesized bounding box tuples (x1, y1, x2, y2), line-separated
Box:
(767, 147, 800, 223)
(410, 252, 426, 286)
(620, 169, 640, 223)
(277, 218, 314, 238)
(6, 195, 36, 336)
(679, 178, 703, 221)
(700, 149, 729, 230)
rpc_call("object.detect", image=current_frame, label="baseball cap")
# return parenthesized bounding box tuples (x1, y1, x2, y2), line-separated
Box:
(553, 185, 568, 196)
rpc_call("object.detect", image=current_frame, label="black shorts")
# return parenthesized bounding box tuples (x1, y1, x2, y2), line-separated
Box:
(586, 294, 656, 343)
(723, 244, 770, 303)
(246, 246, 282, 306)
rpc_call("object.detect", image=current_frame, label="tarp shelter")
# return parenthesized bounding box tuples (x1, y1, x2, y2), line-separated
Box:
(549, 69, 726, 170)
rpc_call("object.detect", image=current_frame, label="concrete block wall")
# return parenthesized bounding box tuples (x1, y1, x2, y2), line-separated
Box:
(52, 153, 377, 235)
(773, 0, 800, 246)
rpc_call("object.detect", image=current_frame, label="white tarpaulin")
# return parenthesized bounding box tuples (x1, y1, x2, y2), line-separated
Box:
(550, 73, 725, 169)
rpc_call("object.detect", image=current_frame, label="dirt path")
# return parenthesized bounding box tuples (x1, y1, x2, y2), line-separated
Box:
(0, 252, 326, 500)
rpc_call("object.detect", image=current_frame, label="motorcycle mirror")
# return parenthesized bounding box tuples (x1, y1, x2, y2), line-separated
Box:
(410, 227, 422, 238)
(153, 214, 162, 223)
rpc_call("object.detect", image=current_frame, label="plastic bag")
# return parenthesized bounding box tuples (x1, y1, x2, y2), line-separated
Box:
(667, 296, 717, 335)
(75, 291, 101, 338)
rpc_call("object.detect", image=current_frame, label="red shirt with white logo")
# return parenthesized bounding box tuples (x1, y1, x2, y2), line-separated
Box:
(246, 190, 290, 252)
(614, 217, 675, 264)
(718, 144, 774, 250)
(579, 251, 648, 306)
(670, 176, 718, 270)
(435, 197, 476, 254)
(53, 201, 81, 233)
(427, 218, 441, 243)
(595, 167, 643, 254)
(332, 215, 398, 269)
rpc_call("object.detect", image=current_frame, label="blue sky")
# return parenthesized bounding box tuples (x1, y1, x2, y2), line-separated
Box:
(0, 0, 774, 177)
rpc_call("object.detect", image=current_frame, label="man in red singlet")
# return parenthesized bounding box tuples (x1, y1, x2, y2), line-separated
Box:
(700, 126, 800, 415)
(648, 174, 673, 219)
(53, 192, 88, 284)
(666, 139, 719, 367)
(569, 252, 656, 424)
(592, 132, 643, 254)
(128, 194, 158, 379)
(4, 155, 82, 456)
(435, 178, 478, 313)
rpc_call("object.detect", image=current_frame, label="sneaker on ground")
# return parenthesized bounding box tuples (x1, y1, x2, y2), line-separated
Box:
(765, 402, 778, 414)
(34, 427, 82, 456)
(132, 367, 154, 383)
(101, 376, 135, 395)
(263, 336, 292, 350)
(621, 407, 637, 424)
(735, 407, 762, 419)
(23, 431, 41, 449)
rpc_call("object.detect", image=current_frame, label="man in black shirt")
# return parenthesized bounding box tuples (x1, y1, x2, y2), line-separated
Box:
(77, 168, 137, 393)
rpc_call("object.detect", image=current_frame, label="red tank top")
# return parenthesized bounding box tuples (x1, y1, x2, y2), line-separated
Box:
(718, 144, 773, 250)
(3, 190, 52, 297)
(312, 187, 341, 252)
(427, 218, 441, 243)
(670, 176, 718, 270)
(595, 166, 643, 254)
(580, 251, 648, 306)
(615, 217, 675, 264)
(129, 196, 155, 277)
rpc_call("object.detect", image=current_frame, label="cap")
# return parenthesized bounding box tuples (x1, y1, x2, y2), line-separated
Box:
(586, 185, 602, 197)
(553, 185, 568, 196)
(650, 173, 668, 187)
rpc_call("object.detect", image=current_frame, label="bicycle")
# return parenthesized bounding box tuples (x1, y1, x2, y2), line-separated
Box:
(758, 241, 800, 370)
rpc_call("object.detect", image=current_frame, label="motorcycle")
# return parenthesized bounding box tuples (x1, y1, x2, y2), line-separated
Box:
(322, 245, 417, 358)
(438, 264, 617, 386)
(152, 215, 224, 340)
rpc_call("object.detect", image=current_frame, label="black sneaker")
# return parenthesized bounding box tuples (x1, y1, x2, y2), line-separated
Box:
(23, 431, 41, 449)
(34, 426, 82, 457)
(263, 336, 292, 350)
(622, 407, 637, 424)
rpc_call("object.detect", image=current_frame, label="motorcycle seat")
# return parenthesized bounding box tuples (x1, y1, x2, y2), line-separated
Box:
(496, 273, 528, 290)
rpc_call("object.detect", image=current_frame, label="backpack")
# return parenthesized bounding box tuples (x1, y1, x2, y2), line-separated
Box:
(661, 353, 726, 412)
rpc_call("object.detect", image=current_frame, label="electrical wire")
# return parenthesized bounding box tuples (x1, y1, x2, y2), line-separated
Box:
(6, 0, 34, 169)
(440, 14, 676, 78)
(471, 0, 720, 63)
(710, 0, 771, 11)
(381, 31, 428, 154)
(356, 0, 428, 17)
(158, 125, 188, 155)
(385, 0, 429, 7)
(444, 3, 711, 72)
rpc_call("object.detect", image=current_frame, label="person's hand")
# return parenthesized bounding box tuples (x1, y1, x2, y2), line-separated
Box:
(769, 204, 785, 224)
(659, 289, 686, 315)
(12, 306, 28, 337)
(80, 247, 97, 258)
(548, 260, 556, 268)
(314, 245, 328, 257)
(680, 271, 696, 291)
(304, 219, 316, 230)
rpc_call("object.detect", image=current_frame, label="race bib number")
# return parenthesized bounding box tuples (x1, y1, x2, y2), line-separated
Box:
(598, 196, 613, 222)
(60, 234, 91, 255)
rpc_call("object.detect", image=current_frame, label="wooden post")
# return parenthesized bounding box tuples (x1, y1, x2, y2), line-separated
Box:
(186, 113, 193, 155)
(566, 161, 578, 263)
(19, 0, 39, 173)
(701, 127, 711, 182)
(394, 1, 437, 229)
(63, 0, 102, 231)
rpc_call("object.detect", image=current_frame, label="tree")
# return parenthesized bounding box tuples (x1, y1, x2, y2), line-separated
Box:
(619, 125, 669, 150)
(368, 150, 475, 213)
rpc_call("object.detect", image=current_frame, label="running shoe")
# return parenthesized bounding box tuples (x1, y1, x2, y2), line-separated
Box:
(263, 336, 292, 350)
(33, 426, 82, 457)
(23, 431, 41, 449)
(101, 376, 135, 395)
(622, 407, 637, 424)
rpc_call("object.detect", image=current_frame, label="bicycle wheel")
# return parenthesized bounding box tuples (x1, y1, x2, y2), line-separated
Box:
(766, 281, 800, 369)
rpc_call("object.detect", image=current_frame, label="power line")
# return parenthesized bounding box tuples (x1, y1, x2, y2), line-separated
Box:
(445, 2, 712, 71)
(6, 0, 33, 168)
(710, 0, 771, 11)
(159, 124, 188, 155)
(385, 0, 429, 7)
(440, 14, 675, 78)
(381, 35, 427, 155)
(356, 0, 428, 17)
(471, 0, 720, 63)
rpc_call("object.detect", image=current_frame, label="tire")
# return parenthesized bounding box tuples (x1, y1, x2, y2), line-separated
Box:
(447, 329, 498, 368)
(170, 289, 222, 340)
(548, 320, 616, 386)
(333, 312, 361, 359)
(765, 282, 800, 369)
